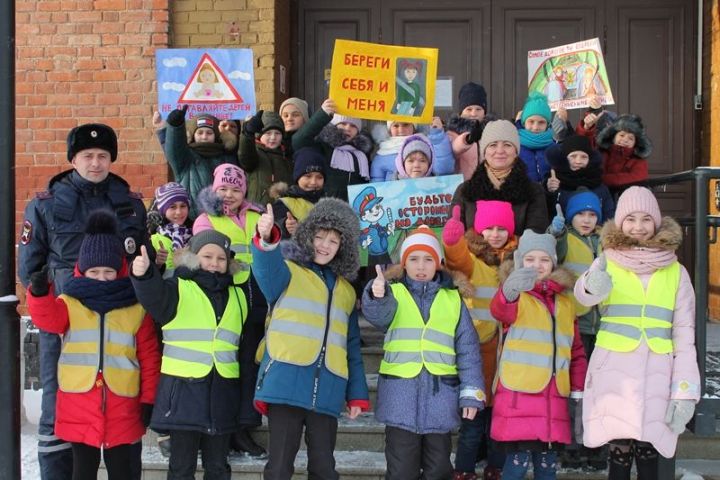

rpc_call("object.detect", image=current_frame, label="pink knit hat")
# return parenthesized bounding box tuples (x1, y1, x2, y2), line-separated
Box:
(614, 186, 662, 228)
(212, 163, 247, 194)
(474, 200, 515, 234)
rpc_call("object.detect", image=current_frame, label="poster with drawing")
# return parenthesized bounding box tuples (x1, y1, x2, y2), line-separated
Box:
(329, 39, 438, 124)
(348, 175, 463, 267)
(527, 38, 614, 111)
(156, 48, 256, 119)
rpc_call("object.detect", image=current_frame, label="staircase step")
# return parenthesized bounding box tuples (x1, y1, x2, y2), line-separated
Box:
(100, 446, 720, 479)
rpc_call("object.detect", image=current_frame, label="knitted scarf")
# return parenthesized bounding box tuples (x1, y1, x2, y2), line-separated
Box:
(555, 164, 603, 190)
(189, 142, 225, 157)
(484, 161, 513, 189)
(157, 222, 193, 250)
(63, 277, 138, 315)
(330, 145, 370, 180)
(518, 129, 554, 150)
(604, 247, 677, 275)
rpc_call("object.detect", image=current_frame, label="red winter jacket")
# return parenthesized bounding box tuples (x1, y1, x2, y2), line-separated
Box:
(489, 271, 587, 445)
(27, 277, 160, 448)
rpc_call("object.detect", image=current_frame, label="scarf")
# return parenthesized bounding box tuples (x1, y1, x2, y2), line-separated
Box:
(330, 145, 370, 180)
(157, 222, 193, 250)
(518, 129, 554, 150)
(189, 142, 225, 157)
(555, 164, 603, 190)
(376, 135, 407, 156)
(493, 236, 518, 264)
(604, 247, 677, 275)
(484, 161, 513, 189)
(63, 277, 137, 315)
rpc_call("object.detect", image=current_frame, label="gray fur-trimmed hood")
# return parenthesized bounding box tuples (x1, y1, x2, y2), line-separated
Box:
(317, 124, 375, 155)
(596, 114, 652, 158)
(280, 197, 361, 281)
(173, 246, 244, 275)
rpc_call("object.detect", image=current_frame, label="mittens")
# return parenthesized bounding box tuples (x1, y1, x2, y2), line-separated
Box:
(442, 206, 465, 246)
(243, 110, 264, 137)
(465, 120, 482, 145)
(29, 265, 50, 297)
(166, 105, 188, 127)
(664, 399, 695, 434)
(584, 254, 612, 297)
(501, 267, 538, 302)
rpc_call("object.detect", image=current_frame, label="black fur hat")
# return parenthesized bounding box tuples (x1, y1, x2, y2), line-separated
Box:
(78, 210, 123, 273)
(596, 114, 652, 158)
(67, 123, 118, 162)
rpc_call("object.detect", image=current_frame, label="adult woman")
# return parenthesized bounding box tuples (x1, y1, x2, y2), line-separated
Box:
(452, 119, 549, 235)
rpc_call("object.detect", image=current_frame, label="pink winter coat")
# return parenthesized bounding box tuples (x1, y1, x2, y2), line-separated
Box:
(574, 218, 700, 458)
(490, 264, 588, 445)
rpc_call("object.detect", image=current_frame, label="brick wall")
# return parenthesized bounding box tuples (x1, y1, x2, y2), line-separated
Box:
(15, 0, 172, 304)
(708, 0, 720, 321)
(169, 0, 280, 109)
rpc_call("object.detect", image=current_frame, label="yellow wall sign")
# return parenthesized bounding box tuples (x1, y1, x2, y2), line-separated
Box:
(329, 39, 438, 124)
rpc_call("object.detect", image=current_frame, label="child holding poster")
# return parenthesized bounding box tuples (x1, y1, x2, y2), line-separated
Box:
(291, 98, 374, 201)
(362, 226, 485, 480)
(442, 201, 518, 480)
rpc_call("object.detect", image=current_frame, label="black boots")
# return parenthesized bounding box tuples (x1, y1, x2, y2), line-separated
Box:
(230, 428, 267, 458)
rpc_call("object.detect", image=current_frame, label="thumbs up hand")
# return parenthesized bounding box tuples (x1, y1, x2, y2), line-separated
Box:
(285, 212, 298, 236)
(585, 253, 613, 297)
(371, 265, 386, 298)
(257, 204, 275, 242)
(442, 205, 466, 246)
(155, 240, 169, 266)
(547, 169, 561, 193)
(548, 204, 566, 237)
(132, 245, 152, 277)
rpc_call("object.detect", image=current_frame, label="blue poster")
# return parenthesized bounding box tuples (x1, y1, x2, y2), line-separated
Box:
(156, 48, 256, 120)
(348, 174, 463, 266)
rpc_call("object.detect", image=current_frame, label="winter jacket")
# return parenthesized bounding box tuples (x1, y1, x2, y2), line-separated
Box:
(250, 236, 369, 417)
(446, 115, 496, 181)
(238, 133, 293, 206)
(18, 170, 150, 294)
(163, 121, 238, 218)
(130, 251, 247, 435)
(443, 231, 518, 405)
(490, 262, 587, 445)
(600, 145, 649, 189)
(452, 161, 549, 235)
(27, 270, 160, 448)
(574, 218, 700, 458)
(543, 143, 615, 222)
(362, 266, 485, 434)
(370, 127, 455, 182)
(555, 227, 602, 336)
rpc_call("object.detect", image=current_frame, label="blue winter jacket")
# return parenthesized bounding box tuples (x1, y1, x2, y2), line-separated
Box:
(251, 242, 369, 418)
(370, 127, 455, 182)
(362, 271, 485, 434)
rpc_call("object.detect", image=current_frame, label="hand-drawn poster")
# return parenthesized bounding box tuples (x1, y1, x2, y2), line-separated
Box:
(348, 175, 463, 266)
(329, 39, 439, 124)
(156, 49, 256, 120)
(527, 38, 614, 111)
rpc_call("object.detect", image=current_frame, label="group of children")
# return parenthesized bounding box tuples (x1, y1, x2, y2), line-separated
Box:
(24, 80, 699, 480)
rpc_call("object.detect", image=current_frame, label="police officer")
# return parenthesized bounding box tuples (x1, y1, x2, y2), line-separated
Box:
(18, 123, 152, 480)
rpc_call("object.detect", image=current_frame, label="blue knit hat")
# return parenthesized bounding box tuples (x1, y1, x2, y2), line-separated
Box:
(78, 210, 124, 273)
(520, 92, 552, 124)
(565, 189, 602, 223)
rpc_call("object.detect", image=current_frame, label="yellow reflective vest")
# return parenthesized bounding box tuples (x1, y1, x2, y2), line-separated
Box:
(497, 292, 574, 396)
(596, 260, 679, 354)
(151, 233, 176, 278)
(467, 257, 501, 343)
(265, 261, 356, 379)
(58, 295, 145, 397)
(279, 197, 314, 222)
(207, 213, 260, 284)
(161, 279, 247, 379)
(379, 283, 461, 378)
(563, 233, 600, 316)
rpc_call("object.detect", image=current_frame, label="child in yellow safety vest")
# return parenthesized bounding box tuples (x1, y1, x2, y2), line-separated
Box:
(192, 162, 268, 457)
(547, 188, 606, 471)
(362, 225, 485, 480)
(574, 186, 700, 479)
(490, 229, 587, 480)
(26, 210, 161, 479)
(442, 200, 518, 480)
(148, 182, 193, 279)
(252, 197, 369, 479)
(131, 229, 249, 479)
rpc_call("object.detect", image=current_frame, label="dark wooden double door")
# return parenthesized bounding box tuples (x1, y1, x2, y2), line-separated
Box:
(294, 0, 697, 220)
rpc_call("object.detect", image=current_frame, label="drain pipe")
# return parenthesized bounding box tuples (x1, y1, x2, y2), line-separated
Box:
(694, 0, 703, 110)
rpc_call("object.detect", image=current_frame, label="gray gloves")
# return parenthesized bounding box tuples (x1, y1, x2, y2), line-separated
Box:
(502, 267, 538, 302)
(664, 399, 695, 434)
(584, 254, 613, 297)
